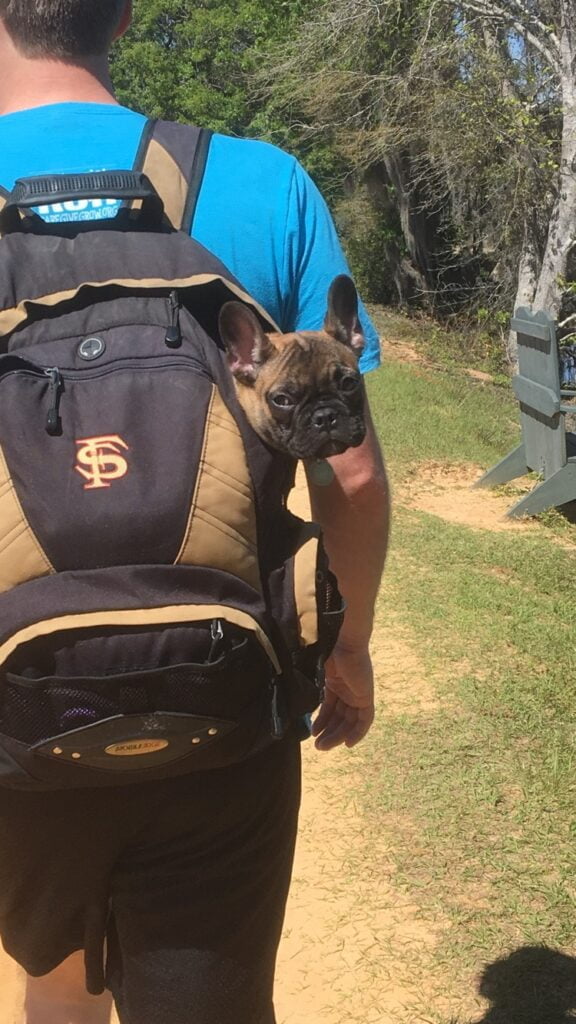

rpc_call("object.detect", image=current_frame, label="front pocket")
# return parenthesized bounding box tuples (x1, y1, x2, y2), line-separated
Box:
(0, 563, 284, 787)
(2, 633, 266, 748)
(0, 354, 214, 571)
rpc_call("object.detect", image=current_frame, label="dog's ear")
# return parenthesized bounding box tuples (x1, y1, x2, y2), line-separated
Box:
(219, 302, 275, 384)
(324, 275, 364, 354)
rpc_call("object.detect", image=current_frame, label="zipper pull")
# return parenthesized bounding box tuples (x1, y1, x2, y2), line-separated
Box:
(208, 619, 224, 661)
(165, 290, 182, 349)
(45, 368, 63, 436)
(210, 619, 224, 643)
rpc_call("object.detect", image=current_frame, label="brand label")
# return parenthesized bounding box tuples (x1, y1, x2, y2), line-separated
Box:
(75, 435, 130, 490)
(105, 739, 169, 757)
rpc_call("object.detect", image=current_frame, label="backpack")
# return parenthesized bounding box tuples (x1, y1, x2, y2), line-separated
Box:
(559, 343, 576, 389)
(0, 120, 344, 790)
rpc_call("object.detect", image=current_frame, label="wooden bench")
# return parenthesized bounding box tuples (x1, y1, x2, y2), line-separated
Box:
(474, 306, 576, 518)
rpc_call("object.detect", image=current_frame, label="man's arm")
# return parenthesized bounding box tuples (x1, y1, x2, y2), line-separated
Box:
(306, 401, 390, 751)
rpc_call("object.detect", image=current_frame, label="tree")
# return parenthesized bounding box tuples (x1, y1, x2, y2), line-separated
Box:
(261, 0, 575, 345)
(457, 0, 576, 348)
(111, 0, 311, 133)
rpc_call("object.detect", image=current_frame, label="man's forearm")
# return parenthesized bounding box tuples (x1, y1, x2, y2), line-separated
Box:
(306, 409, 390, 650)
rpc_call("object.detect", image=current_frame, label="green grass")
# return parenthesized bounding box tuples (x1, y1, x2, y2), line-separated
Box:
(366, 361, 519, 481)
(356, 357, 576, 1022)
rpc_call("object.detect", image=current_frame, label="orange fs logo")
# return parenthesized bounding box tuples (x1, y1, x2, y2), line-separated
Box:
(75, 435, 130, 490)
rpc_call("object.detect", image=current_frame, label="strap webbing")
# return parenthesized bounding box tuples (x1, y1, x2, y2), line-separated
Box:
(133, 119, 157, 174)
(0, 186, 9, 238)
(135, 121, 213, 234)
(182, 128, 213, 235)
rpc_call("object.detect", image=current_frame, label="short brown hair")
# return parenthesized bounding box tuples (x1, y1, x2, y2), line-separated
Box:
(0, 0, 127, 58)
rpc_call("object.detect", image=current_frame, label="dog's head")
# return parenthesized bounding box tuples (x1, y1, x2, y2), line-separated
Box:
(219, 275, 367, 460)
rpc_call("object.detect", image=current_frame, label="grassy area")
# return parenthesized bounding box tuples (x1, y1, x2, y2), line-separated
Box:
(359, 359, 576, 1022)
(366, 358, 519, 481)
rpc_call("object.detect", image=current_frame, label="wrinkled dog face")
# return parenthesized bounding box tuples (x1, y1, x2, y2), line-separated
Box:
(218, 275, 367, 460)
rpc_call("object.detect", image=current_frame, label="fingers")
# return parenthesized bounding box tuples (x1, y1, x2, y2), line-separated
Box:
(312, 696, 374, 751)
(312, 644, 376, 751)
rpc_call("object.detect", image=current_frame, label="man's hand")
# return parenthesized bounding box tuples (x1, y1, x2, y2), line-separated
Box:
(312, 644, 375, 751)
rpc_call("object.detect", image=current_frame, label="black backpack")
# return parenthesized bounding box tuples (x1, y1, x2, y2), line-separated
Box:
(0, 120, 343, 790)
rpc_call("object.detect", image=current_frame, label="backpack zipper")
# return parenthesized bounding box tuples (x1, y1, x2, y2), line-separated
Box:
(165, 290, 182, 349)
(45, 367, 63, 436)
(0, 356, 212, 435)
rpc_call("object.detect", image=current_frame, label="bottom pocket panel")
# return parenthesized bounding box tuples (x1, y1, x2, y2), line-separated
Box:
(0, 613, 285, 788)
(33, 711, 238, 772)
(2, 642, 265, 748)
(0, 690, 276, 790)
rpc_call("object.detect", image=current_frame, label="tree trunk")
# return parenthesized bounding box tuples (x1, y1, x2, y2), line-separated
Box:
(507, 218, 540, 368)
(533, 1, 576, 317)
(364, 158, 433, 306)
(382, 150, 436, 303)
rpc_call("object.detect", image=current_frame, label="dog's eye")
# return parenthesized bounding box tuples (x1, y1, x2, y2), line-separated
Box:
(339, 374, 360, 394)
(271, 393, 295, 409)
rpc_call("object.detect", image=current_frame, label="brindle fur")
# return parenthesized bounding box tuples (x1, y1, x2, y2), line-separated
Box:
(219, 276, 367, 461)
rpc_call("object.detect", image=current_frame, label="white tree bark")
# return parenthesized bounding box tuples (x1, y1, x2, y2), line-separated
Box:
(452, 0, 575, 322)
(507, 219, 540, 366)
(533, 0, 576, 316)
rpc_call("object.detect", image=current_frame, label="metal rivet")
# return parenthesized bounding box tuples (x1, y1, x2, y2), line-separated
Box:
(208, 728, 218, 736)
(72, 752, 81, 760)
(192, 737, 201, 745)
(52, 747, 63, 755)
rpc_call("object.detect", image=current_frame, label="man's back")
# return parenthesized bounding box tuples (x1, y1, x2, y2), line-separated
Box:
(0, 101, 379, 370)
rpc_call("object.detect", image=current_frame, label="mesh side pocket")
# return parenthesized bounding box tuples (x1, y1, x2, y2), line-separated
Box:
(317, 567, 345, 660)
(267, 521, 345, 719)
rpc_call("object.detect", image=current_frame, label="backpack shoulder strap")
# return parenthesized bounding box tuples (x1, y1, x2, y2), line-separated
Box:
(134, 119, 213, 234)
(0, 185, 9, 223)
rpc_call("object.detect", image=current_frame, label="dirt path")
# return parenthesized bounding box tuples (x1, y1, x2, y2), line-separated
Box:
(274, 472, 447, 1024)
(0, 454, 542, 1023)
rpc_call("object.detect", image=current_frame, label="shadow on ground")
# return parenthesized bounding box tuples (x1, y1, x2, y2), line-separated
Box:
(453, 946, 576, 1024)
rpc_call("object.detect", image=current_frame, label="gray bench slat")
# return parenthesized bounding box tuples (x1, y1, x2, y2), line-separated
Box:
(511, 317, 554, 342)
(512, 375, 560, 417)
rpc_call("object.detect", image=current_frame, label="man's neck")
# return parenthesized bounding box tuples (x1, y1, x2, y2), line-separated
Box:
(0, 26, 117, 116)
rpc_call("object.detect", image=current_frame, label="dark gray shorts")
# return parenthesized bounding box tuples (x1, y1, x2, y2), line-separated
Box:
(0, 733, 301, 1024)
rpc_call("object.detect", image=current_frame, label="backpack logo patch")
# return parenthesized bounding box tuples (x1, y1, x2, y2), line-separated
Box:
(75, 435, 130, 490)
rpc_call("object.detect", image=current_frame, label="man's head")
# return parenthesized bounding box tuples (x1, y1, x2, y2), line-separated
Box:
(0, 0, 130, 59)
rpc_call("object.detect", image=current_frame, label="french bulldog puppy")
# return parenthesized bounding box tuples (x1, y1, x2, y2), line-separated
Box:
(218, 275, 367, 462)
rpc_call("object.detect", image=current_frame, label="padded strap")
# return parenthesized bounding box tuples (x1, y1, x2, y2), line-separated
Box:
(134, 120, 213, 234)
(0, 186, 9, 237)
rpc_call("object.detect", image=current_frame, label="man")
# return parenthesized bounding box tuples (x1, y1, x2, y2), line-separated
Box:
(0, 2, 390, 1022)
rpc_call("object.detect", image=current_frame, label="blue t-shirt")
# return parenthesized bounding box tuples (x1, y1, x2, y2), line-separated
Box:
(0, 102, 380, 372)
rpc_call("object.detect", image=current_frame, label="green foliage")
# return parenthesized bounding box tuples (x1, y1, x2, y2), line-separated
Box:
(109, 0, 573, 358)
(334, 187, 400, 304)
(259, 0, 567, 324)
(111, 0, 311, 132)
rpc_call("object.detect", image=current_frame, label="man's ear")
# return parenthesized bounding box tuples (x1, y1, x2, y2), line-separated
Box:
(114, 0, 133, 41)
(219, 302, 275, 384)
(324, 275, 364, 354)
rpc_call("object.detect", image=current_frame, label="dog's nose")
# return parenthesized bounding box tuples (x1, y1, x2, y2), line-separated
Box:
(312, 407, 338, 431)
